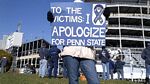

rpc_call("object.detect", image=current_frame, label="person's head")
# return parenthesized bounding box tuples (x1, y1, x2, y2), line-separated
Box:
(47, 11, 54, 23)
(116, 56, 121, 61)
(103, 7, 110, 32)
(103, 7, 110, 20)
(102, 46, 105, 49)
(146, 42, 150, 48)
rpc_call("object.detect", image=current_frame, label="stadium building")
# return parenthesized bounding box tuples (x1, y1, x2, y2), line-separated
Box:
(85, 0, 150, 79)
(84, 0, 150, 66)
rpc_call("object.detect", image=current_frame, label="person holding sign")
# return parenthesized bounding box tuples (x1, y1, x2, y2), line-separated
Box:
(48, 0, 110, 84)
(48, 1, 100, 84)
(60, 1, 100, 84)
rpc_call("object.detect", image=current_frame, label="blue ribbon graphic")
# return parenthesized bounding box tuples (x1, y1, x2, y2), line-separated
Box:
(94, 5, 104, 24)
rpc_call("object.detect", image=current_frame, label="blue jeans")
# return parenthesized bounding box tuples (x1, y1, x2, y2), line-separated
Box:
(116, 69, 124, 80)
(0, 66, 6, 73)
(63, 56, 100, 84)
(47, 64, 51, 77)
(63, 63, 68, 78)
(146, 64, 150, 78)
(110, 69, 114, 79)
(39, 59, 47, 78)
(102, 62, 110, 80)
(48, 58, 58, 78)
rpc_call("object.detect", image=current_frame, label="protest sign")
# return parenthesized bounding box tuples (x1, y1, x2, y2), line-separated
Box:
(50, 2, 106, 46)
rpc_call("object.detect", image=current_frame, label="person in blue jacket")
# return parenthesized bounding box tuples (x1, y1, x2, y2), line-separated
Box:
(48, 45, 61, 78)
(99, 46, 110, 80)
(141, 42, 150, 84)
(0, 57, 7, 73)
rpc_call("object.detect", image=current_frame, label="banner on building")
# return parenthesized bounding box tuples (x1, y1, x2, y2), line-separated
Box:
(5, 32, 23, 49)
(50, 2, 106, 46)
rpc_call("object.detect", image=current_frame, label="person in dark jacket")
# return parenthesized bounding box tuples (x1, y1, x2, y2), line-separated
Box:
(48, 45, 61, 78)
(39, 43, 49, 78)
(99, 46, 110, 80)
(0, 57, 7, 73)
(141, 42, 150, 84)
(115, 56, 125, 80)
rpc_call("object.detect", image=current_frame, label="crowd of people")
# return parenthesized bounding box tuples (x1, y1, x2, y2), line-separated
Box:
(37, 42, 150, 83)
(99, 46, 125, 80)
(0, 41, 148, 84)
(0, 1, 150, 84)
(38, 43, 61, 78)
(37, 42, 127, 80)
(37, 42, 127, 83)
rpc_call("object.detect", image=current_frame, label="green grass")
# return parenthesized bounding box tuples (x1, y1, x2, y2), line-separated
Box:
(0, 73, 141, 84)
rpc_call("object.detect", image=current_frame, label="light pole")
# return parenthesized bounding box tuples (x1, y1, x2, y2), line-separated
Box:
(10, 46, 18, 72)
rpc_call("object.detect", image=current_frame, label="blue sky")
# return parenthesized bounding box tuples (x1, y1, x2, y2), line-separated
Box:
(0, 0, 74, 43)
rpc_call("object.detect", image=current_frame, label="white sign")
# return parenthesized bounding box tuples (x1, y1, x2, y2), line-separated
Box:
(5, 32, 23, 49)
